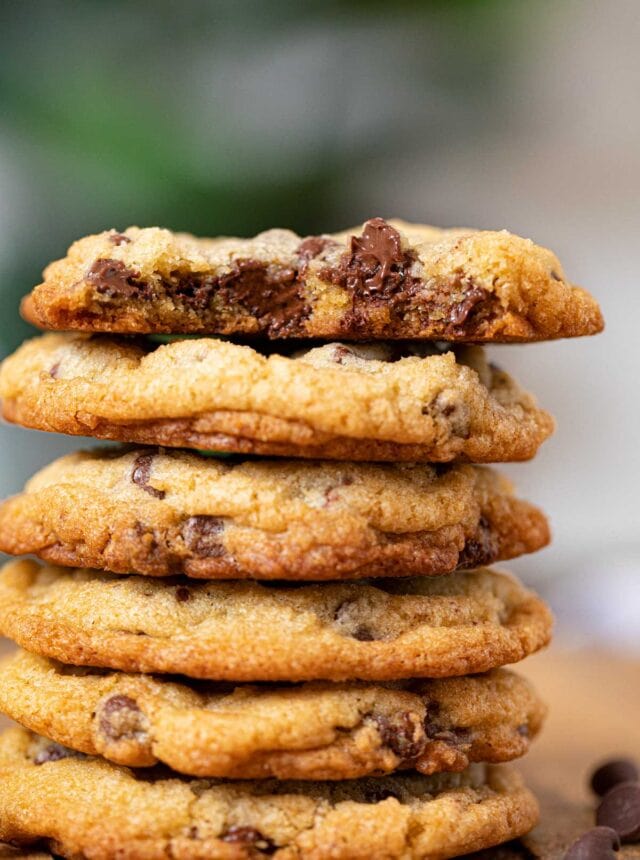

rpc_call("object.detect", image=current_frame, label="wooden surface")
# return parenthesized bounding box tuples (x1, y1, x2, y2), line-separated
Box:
(1, 641, 639, 858)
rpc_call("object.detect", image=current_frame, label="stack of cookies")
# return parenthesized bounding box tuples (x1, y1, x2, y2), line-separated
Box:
(0, 218, 602, 859)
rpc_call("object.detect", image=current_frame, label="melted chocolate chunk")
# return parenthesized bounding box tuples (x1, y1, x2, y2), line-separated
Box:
(99, 694, 147, 741)
(458, 516, 498, 569)
(221, 827, 276, 853)
(349, 218, 406, 294)
(86, 259, 149, 299)
(109, 232, 131, 246)
(181, 515, 226, 557)
(596, 782, 640, 842)
(373, 712, 426, 761)
(215, 258, 309, 336)
(448, 281, 490, 327)
(131, 452, 165, 500)
(321, 219, 421, 333)
(319, 219, 503, 336)
(591, 759, 639, 797)
(565, 827, 620, 859)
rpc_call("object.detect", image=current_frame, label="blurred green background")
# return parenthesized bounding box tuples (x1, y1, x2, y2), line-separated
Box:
(0, 0, 638, 647)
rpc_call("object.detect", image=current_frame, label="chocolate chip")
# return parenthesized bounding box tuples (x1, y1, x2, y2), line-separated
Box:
(49, 362, 60, 379)
(551, 269, 562, 281)
(333, 600, 378, 641)
(564, 826, 620, 859)
(33, 742, 77, 764)
(98, 694, 148, 742)
(131, 452, 166, 500)
(372, 712, 427, 761)
(221, 827, 275, 853)
(181, 515, 226, 557)
(175, 585, 192, 603)
(596, 782, 640, 842)
(297, 236, 334, 262)
(215, 258, 309, 336)
(424, 702, 472, 748)
(349, 218, 406, 294)
(109, 232, 131, 246)
(448, 282, 489, 327)
(320, 218, 422, 334)
(591, 759, 639, 797)
(423, 392, 470, 439)
(458, 516, 498, 569)
(324, 474, 354, 504)
(331, 344, 355, 364)
(86, 258, 148, 299)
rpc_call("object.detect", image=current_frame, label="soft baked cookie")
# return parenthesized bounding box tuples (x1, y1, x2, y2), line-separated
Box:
(0, 728, 539, 859)
(0, 447, 550, 580)
(0, 651, 545, 779)
(0, 560, 552, 681)
(0, 335, 554, 462)
(21, 218, 603, 342)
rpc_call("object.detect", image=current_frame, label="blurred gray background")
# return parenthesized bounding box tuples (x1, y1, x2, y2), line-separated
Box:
(0, 0, 638, 649)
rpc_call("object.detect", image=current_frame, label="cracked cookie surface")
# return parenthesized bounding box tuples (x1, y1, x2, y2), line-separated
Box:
(0, 728, 539, 859)
(0, 651, 545, 779)
(21, 218, 603, 342)
(0, 447, 549, 580)
(0, 335, 554, 462)
(0, 560, 552, 681)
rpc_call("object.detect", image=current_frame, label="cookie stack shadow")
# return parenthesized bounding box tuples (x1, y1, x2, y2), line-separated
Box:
(0, 218, 602, 859)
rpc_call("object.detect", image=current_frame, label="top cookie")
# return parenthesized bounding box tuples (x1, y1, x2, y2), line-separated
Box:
(21, 218, 603, 342)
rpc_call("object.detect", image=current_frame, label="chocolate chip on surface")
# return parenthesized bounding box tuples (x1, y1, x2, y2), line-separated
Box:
(297, 236, 334, 262)
(181, 515, 226, 557)
(372, 711, 427, 761)
(98, 694, 148, 742)
(458, 516, 498, 569)
(131, 452, 166, 500)
(175, 585, 192, 602)
(591, 759, 639, 797)
(333, 599, 378, 641)
(596, 782, 640, 843)
(564, 826, 620, 859)
(109, 232, 131, 246)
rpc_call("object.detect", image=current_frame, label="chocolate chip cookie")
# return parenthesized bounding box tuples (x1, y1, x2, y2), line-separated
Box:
(21, 218, 603, 342)
(0, 446, 549, 579)
(0, 727, 539, 859)
(0, 560, 552, 681)
(0, 335, 554, 462)
(0, 651, 545, 779)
